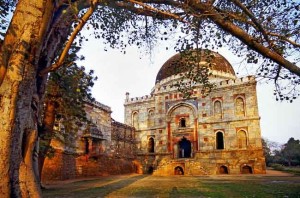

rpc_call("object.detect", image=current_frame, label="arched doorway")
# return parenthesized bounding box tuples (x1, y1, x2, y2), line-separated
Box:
(147, 166, 154, 174)
(219, 165, 229, 174)
(241, 165, 253, 174)
(178, 137, 191, 158)
(174, 166, 184, 175)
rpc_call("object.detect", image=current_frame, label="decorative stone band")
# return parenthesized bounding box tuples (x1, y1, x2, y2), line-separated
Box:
(124, 76, 256, 105)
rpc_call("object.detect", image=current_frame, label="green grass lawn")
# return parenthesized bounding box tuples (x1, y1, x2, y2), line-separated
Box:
(43, 174, 300, 198)
(200, 181, 300, 198)
(282, 167, 300, 176)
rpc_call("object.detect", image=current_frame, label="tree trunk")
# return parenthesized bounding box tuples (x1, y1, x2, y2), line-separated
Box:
(38, 100, 57, 181)
(0, 1, 55, 197)
(35, 4, 75, 184)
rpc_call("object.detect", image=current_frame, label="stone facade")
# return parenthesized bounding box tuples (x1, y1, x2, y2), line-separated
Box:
(42, 101, 136, 182)
(124, 50, 266, 175)
(111, 119, 136, 159)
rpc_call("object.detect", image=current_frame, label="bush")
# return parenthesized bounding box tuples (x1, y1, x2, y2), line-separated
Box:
(270, 163, 284, 171)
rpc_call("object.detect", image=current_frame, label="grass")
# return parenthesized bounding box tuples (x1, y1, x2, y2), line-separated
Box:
(271, 164, 300, 176)
(282, 167, 300, 175)
(201, 181, 300, 198)
(43, 174, 300, 198)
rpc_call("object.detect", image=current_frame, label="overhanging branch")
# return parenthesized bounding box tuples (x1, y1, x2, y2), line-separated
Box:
(187, 0, 300, 77)
(39, 0, 98, 76)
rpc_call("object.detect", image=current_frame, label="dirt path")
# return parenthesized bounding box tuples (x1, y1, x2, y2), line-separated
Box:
(265, 169, 294, 176)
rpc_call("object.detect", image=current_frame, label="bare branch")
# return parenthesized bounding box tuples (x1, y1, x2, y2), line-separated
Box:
(267, 32, 300, 48)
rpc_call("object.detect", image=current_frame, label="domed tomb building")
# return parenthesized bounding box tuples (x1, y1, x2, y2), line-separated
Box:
(124, 50, 266, 175)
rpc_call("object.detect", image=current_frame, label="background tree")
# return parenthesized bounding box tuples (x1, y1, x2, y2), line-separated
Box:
(281, 138, 300, 166)
(0, 0, 299, 196)
(263, 137, 300, 166)
(262, 138, 272, 166)
(262, 138, 282, 166)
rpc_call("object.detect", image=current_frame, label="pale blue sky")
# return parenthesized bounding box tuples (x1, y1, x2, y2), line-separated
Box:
(79, 37, 300, 144)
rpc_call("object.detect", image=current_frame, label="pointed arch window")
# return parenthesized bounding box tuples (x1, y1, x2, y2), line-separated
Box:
(237, 130, 247, 149)
(214, 100, 222, 118)
(132, 112, 139, 129)
(235, 97, 245, 116)
(147, 109, 154, 127)
(216, 132, 224, 150)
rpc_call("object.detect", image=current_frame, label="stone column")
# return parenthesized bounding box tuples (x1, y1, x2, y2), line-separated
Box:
(167, 122, 171, 152)
(194, 118, 198, 151)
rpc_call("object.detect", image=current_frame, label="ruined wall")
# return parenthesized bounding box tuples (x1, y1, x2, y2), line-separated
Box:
(42, 101, 136, 182)
(42, 150, 77, 181)
(75, 156, 136, 177)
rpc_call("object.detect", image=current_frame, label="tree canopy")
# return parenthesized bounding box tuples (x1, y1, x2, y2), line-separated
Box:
(264, 137, 300, 166)
(1, 1, 300, 99)
(38, 44, 97, 179)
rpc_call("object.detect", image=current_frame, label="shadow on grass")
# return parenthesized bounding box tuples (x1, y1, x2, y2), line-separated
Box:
(43, 175, 148, 198)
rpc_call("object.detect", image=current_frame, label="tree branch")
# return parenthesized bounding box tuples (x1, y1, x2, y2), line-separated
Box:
(267, 32, 300, 48)
(229, 0, 275, 49)
(114, 0, 186, 22)
(187, 0, 300, 77)
(39, 0, 98, 76)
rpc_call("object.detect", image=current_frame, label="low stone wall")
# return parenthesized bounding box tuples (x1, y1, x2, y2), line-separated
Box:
(42, 151, 136, 182)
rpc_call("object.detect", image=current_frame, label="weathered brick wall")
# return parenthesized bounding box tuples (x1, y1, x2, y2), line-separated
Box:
(76, 156, 136, 177)
(42, 151, 136, 182)
(42, 150, 76, 181)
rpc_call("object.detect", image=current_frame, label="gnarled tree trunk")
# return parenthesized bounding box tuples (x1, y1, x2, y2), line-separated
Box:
(0, 1, 55, 197)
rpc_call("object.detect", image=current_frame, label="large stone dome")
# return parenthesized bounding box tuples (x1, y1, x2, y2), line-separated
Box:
(155, 50, 236, 83)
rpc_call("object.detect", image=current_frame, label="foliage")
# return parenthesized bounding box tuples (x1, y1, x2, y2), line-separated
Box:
(1, 0, 300, 100)
(170, 50, 216, 98)
(75, 0, 300, 100)
(271, 164, 300, 175)
(46, 46, 96, 123)
(0, 0, 15, 39)
(263, 137, 300, 166)
(262, 138, 281, 166)
(281, 137, 300, 166)
(41, 44, 97, 156)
